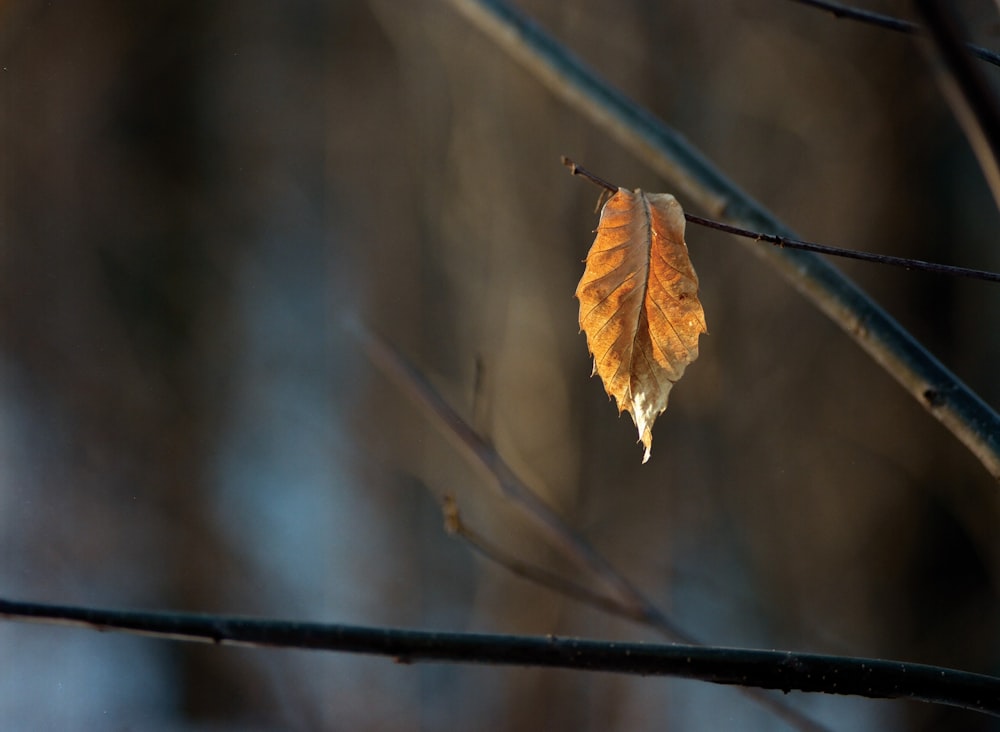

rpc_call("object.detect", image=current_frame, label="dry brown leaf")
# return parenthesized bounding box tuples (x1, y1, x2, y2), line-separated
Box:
(576, 188, 707, 463)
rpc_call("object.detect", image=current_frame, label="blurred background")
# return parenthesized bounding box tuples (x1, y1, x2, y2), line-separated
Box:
(1, 0, 999, 729)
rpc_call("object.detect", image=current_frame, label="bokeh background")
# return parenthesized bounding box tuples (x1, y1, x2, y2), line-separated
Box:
(2, 0, 999, 729)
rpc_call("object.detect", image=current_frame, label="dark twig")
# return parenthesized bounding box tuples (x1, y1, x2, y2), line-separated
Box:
(789, 0, 1000, 67)
(685, 213, 1000, 283)
(357, 324, 689, 639)
(442, 498, 833, 732)
(791, 0, 914, 32)
(563, 157, 1000, 283)
(360, 327, 831, 732)
(1, 596, 998, 717)
(561, 155, 617, 193)
(912, 0, 1000, 212)
(442, 496, 630, 618)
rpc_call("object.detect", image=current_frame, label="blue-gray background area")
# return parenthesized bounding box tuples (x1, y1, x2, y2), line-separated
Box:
(1, 1, 998, 730)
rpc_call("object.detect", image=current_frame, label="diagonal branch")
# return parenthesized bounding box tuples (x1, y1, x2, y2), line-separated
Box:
(442, 495, 633, 619)
(1, 596, 998, 718)
(444, 0, 1000, 481)
(912, 0, 1000, 212)
(789, 0, 1000, 67)
(361, 327, 832, 732)
(357, 325, 687, 637)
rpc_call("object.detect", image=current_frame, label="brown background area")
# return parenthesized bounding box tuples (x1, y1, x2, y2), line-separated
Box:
(1, 0, 998, 729)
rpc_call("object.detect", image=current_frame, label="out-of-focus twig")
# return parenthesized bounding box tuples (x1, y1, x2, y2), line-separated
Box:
(359, 326, 833, 732)
(912, 0, 1000, 212)
(445, 0, 1000, 481)
(442, 496, 630, 618)
(440, 496, 833, 732)
(789, 0, 1000, 67)
(356, 324, 685, 636)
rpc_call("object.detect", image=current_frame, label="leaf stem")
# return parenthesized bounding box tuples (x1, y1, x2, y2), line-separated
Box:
(561, 155, 617, 193)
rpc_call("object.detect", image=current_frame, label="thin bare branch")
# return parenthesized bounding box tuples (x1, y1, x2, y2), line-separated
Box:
(1, 596, 998, 718)
(561, 155, 618, 194)
(789, 0, 1000, 67)
(912, 0, 1000, 212)
(360, 326, 832, 732)
(442, 496, 630, 618)
(356, 325, 685, 636)
(685, 213, 1000, 283)
(446, 0, 1000, 480)
(564, 157, 1000, 283)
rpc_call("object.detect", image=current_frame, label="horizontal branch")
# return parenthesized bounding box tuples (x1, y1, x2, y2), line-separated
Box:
(1, 596, 998, 717)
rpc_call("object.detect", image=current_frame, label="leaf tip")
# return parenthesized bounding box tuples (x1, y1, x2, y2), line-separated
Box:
(639, 425, 653, 463)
